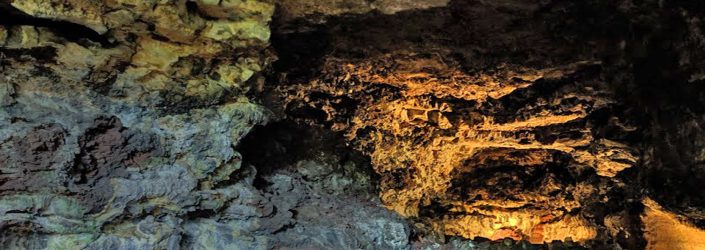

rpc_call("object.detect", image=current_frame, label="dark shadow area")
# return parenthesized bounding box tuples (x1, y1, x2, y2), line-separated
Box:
(268, 0, 621, 90)
(611, 0, 705, 228)
(0, 2, 113, 47)
(270, 14, 332, 84)
(236, 121, 377, 189)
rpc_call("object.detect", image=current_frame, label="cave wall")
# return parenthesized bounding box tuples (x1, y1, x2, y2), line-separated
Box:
(272, 0, 705, 249)
(1, 0, 705, 249)
(0, 0, 409, 249)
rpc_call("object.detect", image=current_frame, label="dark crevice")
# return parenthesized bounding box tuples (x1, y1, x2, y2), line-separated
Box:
(0, 3, 114, 47)
(610, 0, 705, 228)
(236, 121, 378, 190)
(0, 47, 58, 64)
(270, 23, 332, 84)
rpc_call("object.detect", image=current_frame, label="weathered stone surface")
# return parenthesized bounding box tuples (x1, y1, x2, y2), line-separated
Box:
(0, 0, 270, 248)
(3, 0, 705, 249)
(270, 0, 705, 248)
(273, 1, 629, 245)
(0, 1, 411, 247)
(10, 0, 108, 33)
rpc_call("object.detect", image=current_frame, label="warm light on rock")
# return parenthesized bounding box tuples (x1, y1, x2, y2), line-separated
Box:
(2, 0, 705, 249)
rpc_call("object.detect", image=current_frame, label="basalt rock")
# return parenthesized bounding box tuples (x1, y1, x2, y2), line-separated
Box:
(0, 0, 275, 248)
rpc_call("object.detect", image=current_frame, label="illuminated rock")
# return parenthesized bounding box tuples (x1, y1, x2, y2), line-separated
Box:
(280, 53, 637, 243)
(270, 2, 705, 247)
(642, 198, 705, 250)
(3, 0, 705, 248)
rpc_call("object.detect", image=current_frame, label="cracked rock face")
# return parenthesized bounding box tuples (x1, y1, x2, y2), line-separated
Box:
(274, 0, 636, 245)
(272, 0, 705, 248)
(3, 0, 705, 249)
(0, 0, 409, 249)
(0, 0, 272, 248)
(279, 52, 635, 244)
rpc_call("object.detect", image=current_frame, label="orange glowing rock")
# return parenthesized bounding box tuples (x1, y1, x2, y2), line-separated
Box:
(642, 198, 705, 250)
(279, 52, 638, 243)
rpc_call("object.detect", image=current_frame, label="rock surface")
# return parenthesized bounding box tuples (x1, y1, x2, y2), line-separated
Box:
(2, 0, 705, 249)
(0, 0, 407, 249)
(271, 0, 705, 248)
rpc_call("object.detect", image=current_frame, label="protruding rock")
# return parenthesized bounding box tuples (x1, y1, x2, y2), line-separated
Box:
(10, 0, 108, 34)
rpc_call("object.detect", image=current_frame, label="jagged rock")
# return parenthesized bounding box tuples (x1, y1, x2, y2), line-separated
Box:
(271, 0, 705, 248)
(0, 2, 411, 247)
(0, 0, 275, 248)
(274, 1, 631, 244)
(3, 0, 705, 249)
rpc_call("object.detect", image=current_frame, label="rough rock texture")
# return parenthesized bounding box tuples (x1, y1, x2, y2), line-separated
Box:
(0, 0, 408, 249)
(3, 0, 705, 249)
(641, 198, 705, 250)
(270, 0, 705, 248)
(0, 0, 270, 248)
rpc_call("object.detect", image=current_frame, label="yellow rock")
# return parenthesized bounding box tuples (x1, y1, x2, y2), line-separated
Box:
(203, 20, 270, 44)
(442, 212, 596, 243)
(3, 0, 272, 110)
(213, 65, 244, 88)
(642, 198, 705, 250)
(185, 79, 225, 98)
(146, 4, 205, 43)
(196, 0, 274, 21)
(102, 9, 135, 29)
(56, 43, 99, 68)
(5, 26, 40, 48)
(131, 38, 193, 72)
(10, 0, 107, 34)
